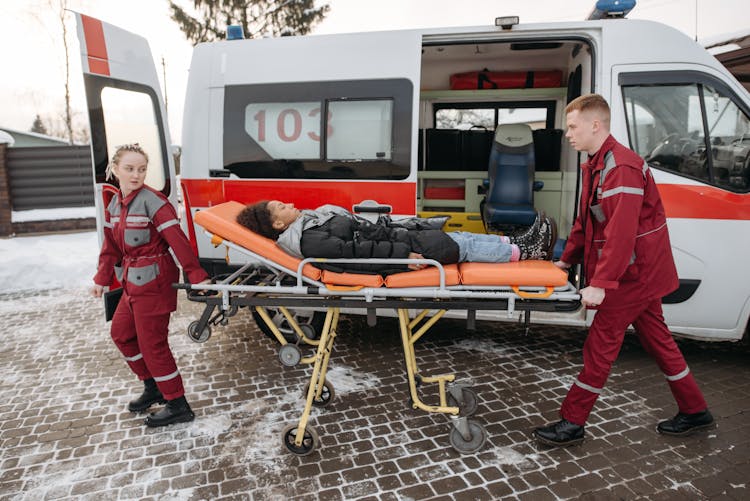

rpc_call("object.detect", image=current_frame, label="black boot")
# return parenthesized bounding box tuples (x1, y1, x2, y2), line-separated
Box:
(533, 419, 585, 446)
(128, 378, 166, 413)
(509, 215, 557, 260)
(144, 396, 195, 427)
(657, 409, 714, 436)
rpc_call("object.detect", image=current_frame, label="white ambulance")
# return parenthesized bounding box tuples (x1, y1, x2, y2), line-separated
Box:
(75, 4, 750, 342)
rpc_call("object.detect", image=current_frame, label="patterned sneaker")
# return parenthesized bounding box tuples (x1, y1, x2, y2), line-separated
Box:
(510, 215, 557, 260)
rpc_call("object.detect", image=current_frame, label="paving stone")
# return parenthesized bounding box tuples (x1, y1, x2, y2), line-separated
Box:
(1, 289, 748, 499)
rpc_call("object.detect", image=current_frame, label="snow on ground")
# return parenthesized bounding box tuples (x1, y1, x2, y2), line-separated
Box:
(11, 206, 96, 222)
(0, 230, 99, 294)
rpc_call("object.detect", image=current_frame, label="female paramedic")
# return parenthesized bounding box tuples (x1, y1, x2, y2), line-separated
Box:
(90, 143, 209, 428)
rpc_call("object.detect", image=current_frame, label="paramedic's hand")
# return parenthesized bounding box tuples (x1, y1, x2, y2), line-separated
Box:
(408, 252, 426, 270)
(192, 279, 216, 297)
(580, 286, 605, 308)
(90, 284, 104, 298)
(554, 260, 570, 270)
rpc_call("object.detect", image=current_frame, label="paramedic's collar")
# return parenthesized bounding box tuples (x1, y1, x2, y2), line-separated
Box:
(119, 186, 146, 206)
(585, 135, 618, 172)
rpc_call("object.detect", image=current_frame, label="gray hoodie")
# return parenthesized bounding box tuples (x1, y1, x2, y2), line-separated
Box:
(276, 204, 353, 258)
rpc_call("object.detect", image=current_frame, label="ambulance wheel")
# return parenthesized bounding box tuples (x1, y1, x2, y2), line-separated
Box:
(282, 423, 319, 456)
(278, 344, 302, 367)
(303, 380, 335, 407)
(447, 387, 479, 417)
(252, 309, 325, 344)
(449, 420, 487, 454)
(187, 321, 211, 343)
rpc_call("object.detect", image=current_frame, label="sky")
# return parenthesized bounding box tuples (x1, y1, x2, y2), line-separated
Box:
(0, 0, 748, 143)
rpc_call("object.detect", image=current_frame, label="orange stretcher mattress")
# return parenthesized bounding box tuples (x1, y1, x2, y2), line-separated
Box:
(193, 201, 567, 289)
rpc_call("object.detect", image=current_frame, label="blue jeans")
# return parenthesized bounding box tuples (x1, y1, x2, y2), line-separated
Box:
(446, 232, 513, 263)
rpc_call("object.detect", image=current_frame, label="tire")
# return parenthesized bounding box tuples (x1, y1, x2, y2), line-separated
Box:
(251, 308, 326, 344)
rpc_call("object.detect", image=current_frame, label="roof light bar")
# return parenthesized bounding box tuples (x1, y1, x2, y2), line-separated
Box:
(587, 0, 636, 20)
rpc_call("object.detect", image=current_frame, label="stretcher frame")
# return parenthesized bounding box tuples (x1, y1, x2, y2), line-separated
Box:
(179, 203, 580, 455)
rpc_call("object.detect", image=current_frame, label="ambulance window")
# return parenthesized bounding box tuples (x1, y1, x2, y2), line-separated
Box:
(434, 103, 555, 130)
(327, 100, 393, 161)
(624, 82, 750, 192)
(100, 87, 166, 192)
(702, 86, 750, 192)
(224, 79, 411, 180)
(244, 102, 321, 159)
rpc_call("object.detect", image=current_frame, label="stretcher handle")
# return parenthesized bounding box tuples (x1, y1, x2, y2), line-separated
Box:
(173, 283, 192, 290)
(511, 286, 554, 299)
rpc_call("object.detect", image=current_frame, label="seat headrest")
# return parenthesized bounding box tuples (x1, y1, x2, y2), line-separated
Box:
(493, 123, 533, 147)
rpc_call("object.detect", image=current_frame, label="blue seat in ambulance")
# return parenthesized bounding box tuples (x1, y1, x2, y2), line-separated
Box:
(482, 123, 542, 232)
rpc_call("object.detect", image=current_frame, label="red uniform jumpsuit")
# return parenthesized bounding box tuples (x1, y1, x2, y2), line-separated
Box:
(93, 185, 208, 401)
(559, 135, 707, 426)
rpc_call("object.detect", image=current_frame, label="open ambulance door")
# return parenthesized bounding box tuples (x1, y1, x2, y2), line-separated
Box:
(74, 12, 175, 320)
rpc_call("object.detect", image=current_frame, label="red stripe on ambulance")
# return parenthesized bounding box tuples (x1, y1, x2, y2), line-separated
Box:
(181, 179, 418, 215)
(659, 184, 750, 220)
(81, 14, 110, 76)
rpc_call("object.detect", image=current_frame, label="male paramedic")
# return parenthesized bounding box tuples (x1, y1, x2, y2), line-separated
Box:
(533, 94, 713, 447)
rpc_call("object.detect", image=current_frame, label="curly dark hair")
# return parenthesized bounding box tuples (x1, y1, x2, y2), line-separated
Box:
(236, 201, 282, 240)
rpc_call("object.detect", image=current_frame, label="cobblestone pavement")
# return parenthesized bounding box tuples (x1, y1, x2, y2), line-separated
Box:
(1, 288, 748, 500)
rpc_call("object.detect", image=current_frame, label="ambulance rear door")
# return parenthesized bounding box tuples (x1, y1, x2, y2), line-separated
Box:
(74, 12, 175, 319)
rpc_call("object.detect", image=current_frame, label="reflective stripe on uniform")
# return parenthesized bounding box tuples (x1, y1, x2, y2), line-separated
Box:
(156, 219, 179, 232)
(124, 353, 143, 362)
(103, 221, 113, 229)
(153, 370, 179, 382)
(126, 216, 150, 224)
(665, 366, 690, 382)
(110, 216, 120, 224)
(601, 186, 644, 199)
(575, 379, 603, 394)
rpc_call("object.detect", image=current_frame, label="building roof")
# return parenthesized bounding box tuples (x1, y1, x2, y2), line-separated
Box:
(703, 29, 750, 93)
(0, 127, 69, 147)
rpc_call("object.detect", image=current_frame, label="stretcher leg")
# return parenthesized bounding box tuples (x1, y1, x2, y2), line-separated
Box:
(282, 307, 340, 455)
(397, 308, 487, 453)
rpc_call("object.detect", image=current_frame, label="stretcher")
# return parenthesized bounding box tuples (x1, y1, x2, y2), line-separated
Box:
(177, 201, 580, 455)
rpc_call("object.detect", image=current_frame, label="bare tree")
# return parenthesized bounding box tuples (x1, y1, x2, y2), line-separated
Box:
(169, 0, 330, 44)
(57, 0, 74, 145)
(28, 0, 76, 144)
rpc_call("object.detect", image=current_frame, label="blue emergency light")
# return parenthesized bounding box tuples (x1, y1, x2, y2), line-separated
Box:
(587, 0, 636, 20)
(226, 25, 244, 40)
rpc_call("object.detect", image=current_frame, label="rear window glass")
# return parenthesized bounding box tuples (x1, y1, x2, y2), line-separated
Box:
(224, 79, 412, 180)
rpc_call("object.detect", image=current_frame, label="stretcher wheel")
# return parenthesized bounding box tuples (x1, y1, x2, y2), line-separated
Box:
(447, 387, 479, 417)
(278, 344, 302, 367)
(303, 380, 335, 407)
(282, 423, 319, 456)
(187, 321, 211, 343)
(252, 309, 325, 344)
(449, 419, 487, 454)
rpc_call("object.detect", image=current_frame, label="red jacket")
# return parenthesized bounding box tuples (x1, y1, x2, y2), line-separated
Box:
(94, 185, 208, 314)
(561, 135, 678, 309)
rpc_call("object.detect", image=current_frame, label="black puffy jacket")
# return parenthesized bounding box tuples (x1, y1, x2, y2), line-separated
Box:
(300, 215, 459, 275)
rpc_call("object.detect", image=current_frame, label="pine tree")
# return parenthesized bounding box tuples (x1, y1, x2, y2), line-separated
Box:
(169, 0, 330, 44)
(30, 115, 49, 136)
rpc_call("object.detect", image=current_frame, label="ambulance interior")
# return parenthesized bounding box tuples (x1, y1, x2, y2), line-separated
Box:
(417, 38, 593, 245)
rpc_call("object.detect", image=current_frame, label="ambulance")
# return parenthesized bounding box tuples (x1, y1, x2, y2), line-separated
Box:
(74, 1, 750, 342)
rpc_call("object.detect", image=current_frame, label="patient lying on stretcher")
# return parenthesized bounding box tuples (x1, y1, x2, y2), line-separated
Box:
(236, 200, 556, 275)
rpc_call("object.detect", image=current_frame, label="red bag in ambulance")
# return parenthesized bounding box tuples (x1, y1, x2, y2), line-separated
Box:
(450, 69, 562, 90)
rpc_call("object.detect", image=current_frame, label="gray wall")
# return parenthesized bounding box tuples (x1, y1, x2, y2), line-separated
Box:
(6, 146, 94, 210)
